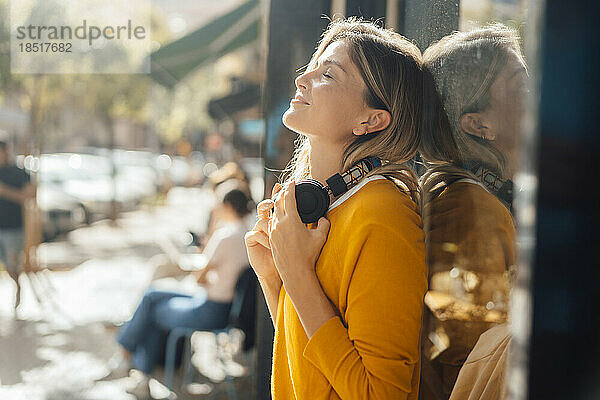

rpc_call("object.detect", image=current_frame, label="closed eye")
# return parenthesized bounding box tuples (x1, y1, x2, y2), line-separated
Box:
(323, 73, 333, 79)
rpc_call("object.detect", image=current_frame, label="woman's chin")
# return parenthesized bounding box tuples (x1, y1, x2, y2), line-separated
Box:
(283, 109, 320, 137)
(282, 109, 301, 131)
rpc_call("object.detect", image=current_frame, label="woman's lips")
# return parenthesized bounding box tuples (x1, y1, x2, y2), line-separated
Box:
(291, 95, 310, 105)
(291, 99, 309, 105)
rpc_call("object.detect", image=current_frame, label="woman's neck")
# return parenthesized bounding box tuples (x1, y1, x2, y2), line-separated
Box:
(504, 152, 517, 181)
(491, 141, 517, 181)
(308, 139, 346, 186)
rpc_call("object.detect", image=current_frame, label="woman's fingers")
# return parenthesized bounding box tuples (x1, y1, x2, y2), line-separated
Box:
(271, 182, 283, 198)
(245, 230, 271, 249)
(252, 217, 269, 235)
(258, 199, 273, 209)
(274, 189, 286, 219)
(283, 181, 301, 222)
(257, 199, 274, 218)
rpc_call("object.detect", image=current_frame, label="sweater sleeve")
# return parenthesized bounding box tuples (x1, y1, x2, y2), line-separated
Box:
(303, 208, 428, 399)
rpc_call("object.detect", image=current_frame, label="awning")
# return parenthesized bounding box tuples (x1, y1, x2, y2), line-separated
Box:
(208, 80, 261, 120)
(150, 0, 260, 88)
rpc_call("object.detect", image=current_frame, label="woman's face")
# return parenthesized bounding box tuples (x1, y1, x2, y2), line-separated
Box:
(282, 41, 372, 146)
(478, 49, 528, 153)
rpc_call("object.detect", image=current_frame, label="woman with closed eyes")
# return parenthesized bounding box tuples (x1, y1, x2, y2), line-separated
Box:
(245, 18, 431, 400)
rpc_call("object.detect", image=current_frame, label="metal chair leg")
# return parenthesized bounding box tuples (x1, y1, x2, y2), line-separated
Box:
(164, 329, 180, 390)
(225, 374, 239, 400)
(182, 333, 195, 389)
(165, 327, 194, 390)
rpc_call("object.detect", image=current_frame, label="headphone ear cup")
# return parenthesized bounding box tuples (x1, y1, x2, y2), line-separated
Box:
(295, 180, 330, 224)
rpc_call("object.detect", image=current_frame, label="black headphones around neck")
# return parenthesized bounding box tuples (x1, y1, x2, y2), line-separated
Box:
(462, 161, 514, 209)
(278, 156, 381, 224)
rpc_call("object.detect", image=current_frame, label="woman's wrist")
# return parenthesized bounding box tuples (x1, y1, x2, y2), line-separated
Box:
(280, 265, 317, 296)
(283, 268, 337, 338)
(258, 271, 282, 288)
(257, 270, 283, 326)
(282, 263, 321, 293)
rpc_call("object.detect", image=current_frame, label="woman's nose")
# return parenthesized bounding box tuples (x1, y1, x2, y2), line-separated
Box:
(295, 73, 308, 90)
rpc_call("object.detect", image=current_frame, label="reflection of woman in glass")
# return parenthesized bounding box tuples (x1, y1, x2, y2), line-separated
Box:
(245, 18, 428, 399)
(418, 25, 527, 399)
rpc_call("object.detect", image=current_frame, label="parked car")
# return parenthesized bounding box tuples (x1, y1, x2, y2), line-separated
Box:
(16, 154, 88, 241)
(37, 153, 142, 219)
(37, 185, 88, 241)
(154, 153, 205, 188)
(80, 147, 160, 198)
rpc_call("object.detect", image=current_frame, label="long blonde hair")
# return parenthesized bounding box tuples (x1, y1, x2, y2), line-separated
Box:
(281, 17, 425, 204)
(420, 24, 525, 200)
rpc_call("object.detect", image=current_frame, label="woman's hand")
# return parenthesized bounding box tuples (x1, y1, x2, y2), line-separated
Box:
(245, 183, 283, 280)
(269, 181, 331, 291)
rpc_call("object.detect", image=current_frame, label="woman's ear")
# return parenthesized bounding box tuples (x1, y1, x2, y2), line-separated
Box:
(460, 113, 492, 140)
(353, 109, 391, 136)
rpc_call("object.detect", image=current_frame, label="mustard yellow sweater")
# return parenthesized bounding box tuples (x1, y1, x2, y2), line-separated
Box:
(272, 177, 428, 400)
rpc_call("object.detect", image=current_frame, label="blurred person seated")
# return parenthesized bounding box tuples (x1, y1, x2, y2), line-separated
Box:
(106, 183, 253, 398)
(204, 162, 254, 241)
(208, 161, 250, 191)
(150, 177, 255, 282)
(418, 24, 527, 399)
(180, 161, 254, 260)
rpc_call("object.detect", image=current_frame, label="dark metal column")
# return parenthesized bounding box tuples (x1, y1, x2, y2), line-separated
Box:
(525, 0, 600, 398)
(255, 1, 330, 399)
(392, 0, 406, 34)
(345, 0, 386, 21)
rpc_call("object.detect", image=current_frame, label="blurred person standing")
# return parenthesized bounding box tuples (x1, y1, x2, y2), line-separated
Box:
(0, 137, 35, 313)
